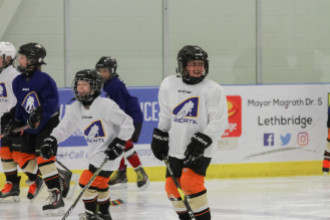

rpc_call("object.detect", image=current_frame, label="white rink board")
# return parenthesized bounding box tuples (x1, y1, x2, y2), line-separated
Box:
(1, 84, 329, 172)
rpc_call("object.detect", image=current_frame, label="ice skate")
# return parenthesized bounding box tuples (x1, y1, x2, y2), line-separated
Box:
(78, 212, 98, 220)
(108, 169, 127, 189)
(135, 167, 150, 190)
(42, 188, 65, 216)
(97, 212, 112, 220)
(27, 175, 44, 200)
(0, 176, 21, 203)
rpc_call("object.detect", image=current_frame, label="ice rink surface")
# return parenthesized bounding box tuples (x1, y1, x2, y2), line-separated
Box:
(1, 175, 330, 220)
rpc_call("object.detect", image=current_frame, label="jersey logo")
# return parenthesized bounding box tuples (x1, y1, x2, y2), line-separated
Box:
(173, 97, 199, 124)
(22, 91, 40, 113)
(0, 83, 8, 98)
(84, 120, 105, 143)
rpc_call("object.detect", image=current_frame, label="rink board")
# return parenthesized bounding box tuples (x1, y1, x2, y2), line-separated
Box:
(0, 83, 329, 184)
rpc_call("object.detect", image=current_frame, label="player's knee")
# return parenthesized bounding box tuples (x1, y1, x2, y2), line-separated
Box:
(79, 170, 93, 187)
(181, 168, 205, 195)
(0, 146, 12, 159)
(165, 177, 181, 198)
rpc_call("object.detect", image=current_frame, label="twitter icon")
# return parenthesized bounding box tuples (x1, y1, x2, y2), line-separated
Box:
(281, 133, 291, 146)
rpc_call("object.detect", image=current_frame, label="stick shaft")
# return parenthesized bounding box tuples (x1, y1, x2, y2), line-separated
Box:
(61, 157, 109, 220)
(164, 158, 196, 220)
(0, 125, 29, 139)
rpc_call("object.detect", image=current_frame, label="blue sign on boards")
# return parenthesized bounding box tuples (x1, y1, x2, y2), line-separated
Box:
(58, 87, 159, 147)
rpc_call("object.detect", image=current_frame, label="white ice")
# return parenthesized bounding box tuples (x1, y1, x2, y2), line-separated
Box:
(0, 175, 330, 219)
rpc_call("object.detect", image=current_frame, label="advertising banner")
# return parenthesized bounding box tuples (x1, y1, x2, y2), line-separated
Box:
(6, 84, 327, 171)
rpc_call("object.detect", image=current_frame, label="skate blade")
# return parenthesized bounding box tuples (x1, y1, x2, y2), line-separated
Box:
(66, 173, 79, 200)
(0, 195, 20, 203)
(138, 179, 151, 191)
(109, 182, 128, 189)
(43, 207, 65, 216)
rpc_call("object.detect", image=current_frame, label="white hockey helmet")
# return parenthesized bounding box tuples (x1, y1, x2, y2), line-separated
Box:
(0, 41, 17, 59)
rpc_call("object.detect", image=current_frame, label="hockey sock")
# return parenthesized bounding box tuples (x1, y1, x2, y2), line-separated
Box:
(118, 157, 126, 171)
(98, 197, 110, 214)
(83, 197, 98, 214)
(5, 170, 19, 183)
(25, 172, 38, 184)
(127, 152, 141, 168)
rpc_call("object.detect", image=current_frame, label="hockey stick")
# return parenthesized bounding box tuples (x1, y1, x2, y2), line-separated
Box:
(0, 125, 28, 139)
(61, 157, 123, 219)
(163, 157, 196, 220)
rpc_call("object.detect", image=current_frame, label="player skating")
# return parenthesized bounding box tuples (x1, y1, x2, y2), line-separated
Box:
(0, 41, 45, 202)
(96, 56, 149, 189)
(3, 42, 71, 215)
(40, 69, 134, 220)
(151, 45, 228, 219)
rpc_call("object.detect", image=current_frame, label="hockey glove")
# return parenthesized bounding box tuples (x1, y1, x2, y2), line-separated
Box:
(151, 128, 169, 161)
(105, 138, 126, 160)
(40, 136, 58, 160)
(3, 118, 21, 135)
(184, 132, 212, 167)
(27, 107, 42, 129)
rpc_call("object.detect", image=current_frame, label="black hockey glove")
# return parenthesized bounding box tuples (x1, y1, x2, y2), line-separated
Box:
(3, 118, 21, 135)
(184, 132, 212, 167)
(27, 107, 42, 129)
(40, 136, 58, 160)
(151, 128, 169, 161)
(105, 138, 126, 160)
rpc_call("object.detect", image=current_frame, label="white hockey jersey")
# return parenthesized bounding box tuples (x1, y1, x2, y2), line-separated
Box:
(0, 66, 20, 119)
(51, 96, 134, 170)
(158, 75, 228, 159)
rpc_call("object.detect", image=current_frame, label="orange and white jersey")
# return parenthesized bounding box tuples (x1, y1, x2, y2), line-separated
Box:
(51, 96, 134, 170)
(158, 75, 228, 159)
(0, 65, 20, 119)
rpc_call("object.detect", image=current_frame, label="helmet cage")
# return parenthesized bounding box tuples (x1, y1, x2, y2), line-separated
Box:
(72, 69, 102, 106)
(176, 45, 209, 85)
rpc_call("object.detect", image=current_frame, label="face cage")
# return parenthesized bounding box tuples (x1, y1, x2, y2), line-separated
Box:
(72, 78, 101, 105)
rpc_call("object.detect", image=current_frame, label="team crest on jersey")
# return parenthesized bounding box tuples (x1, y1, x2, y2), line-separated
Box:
(172, 97, 198, 124)
(22, 91, 40, 113)
(0, 83, 8, 98)
(84, 120, 105, 143)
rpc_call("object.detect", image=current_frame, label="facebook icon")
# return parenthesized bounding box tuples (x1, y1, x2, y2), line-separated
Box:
(264, 133, 274, 146)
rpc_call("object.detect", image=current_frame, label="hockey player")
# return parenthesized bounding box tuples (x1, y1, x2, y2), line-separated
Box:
(0, 41, 44, 202)
(40, 69, 134, 220)
(95, 56, 149, 189)
(4, 42, 65, 215)
(322, 107, 330, 173)
(151, 45, 228, 220)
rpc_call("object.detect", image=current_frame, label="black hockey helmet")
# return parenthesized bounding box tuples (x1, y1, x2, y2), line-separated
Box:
(18, 43, 46, 65)
(17, 43, 46, 76)
(176, 45, 209, 84)
(72, 69, 103, 106)
(95, 56, 118, 78)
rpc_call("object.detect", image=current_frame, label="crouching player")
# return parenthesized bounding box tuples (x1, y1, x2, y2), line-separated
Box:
(40, 69, 134, 220)
(151, 45, 228, 219)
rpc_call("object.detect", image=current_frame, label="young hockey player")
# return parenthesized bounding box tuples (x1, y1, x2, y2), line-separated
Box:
(0, 41, 27, 202)
(4, 42, 70, 215)
(95, 56, 149, 189)
(322, 107, 330, 173)
(151, 45, 228, 220)
(40, 69, 134, 220)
